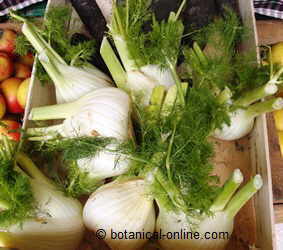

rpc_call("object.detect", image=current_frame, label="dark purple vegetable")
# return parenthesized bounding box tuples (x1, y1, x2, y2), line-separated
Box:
(70, 0, 107, 46)
(181, 0, 217, 30)
(215, 0, 238, 13)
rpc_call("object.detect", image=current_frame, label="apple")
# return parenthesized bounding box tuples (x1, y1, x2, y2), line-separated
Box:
(0, 78, 24, 114)
(0, 120, 21, 141)
(18, 52, 34, 67)
(14, 63, 31, 78)
(0, 52, 13, 81)
(0, 29, 17, 54)
(0, 94, 6, 119)
(17, 78, 30, 108)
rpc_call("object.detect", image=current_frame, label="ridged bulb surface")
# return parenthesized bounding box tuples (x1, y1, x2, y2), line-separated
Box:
(213, 109, 254, 141)
(0, 180, 84, 250)
(83, 179, 156, 250)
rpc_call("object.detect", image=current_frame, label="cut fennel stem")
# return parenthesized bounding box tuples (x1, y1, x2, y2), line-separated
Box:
(10, 12, 112, 104)
(0, 152, 84, 250)
(27, 87, 131, 185)
(156, 170, 263, 250)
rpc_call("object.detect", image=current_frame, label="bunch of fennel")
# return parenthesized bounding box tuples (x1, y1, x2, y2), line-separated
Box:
(27, 87, 132, 195)
(185, 10, 283, 140)
(81, 83, 263, 250)
(100, 0, 186, 106)
(11, 11, 112, 104)
(0, 136, 84, 250)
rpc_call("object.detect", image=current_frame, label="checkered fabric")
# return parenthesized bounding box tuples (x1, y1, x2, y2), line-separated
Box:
(0, 0, 45, 16)
(254, 0, 283, 19)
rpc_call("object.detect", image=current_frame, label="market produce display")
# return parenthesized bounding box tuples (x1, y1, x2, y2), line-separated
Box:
(0, 0, 278, 250)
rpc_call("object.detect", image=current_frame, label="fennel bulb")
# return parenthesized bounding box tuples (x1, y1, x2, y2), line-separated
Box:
(213, 97, 283, 140)
(11, 12, 112, 104)
(0, 140, 84, 250)
(100, 0, 185, 106)
(156, 170, 262, 250)
(126, 64, 175, 105)
(83, 179, 156, 250)
(28, 87, 131, 192)
(186, 39, 283, 141)
(1, 180, 84, 250)
(156, 209, 233, 250)
(28, 87, 130, 140)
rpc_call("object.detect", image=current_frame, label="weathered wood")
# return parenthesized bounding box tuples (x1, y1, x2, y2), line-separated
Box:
(266, 113, 283, 203)
(257, 20, 283, 45)
(239, 1, 275, 249)
(275, 204, 283, 223)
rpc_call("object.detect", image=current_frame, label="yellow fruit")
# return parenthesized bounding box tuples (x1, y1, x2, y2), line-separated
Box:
(273, 109, 283, 131)
(270, 42, 283, 66)
(16, 78, 30, 108)
(278, 131, 283, 157)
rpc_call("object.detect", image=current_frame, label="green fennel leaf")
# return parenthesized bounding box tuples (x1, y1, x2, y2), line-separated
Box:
(110, 0, 184, 68)
(14, 6, 97, 83)
(0, 147, 35, 227)
(15, 34, 34, 56)
(29, 136, 116, 197)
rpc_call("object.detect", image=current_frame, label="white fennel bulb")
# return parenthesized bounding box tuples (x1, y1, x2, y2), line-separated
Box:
(41, 58, 112, 104)
(156, 170, 262, 250)
(156, 209, 233, 250)
(28, 87, 131, 188)
(213, 109, 254, 141)
(77, 148, 129, 180)
(213, 97, 283, 141)
(83, 179, 156, 250)
(29, 87, 130, 140)
(127, 64, 175, 105)
(0, 152, 84, 250)
(188, 40, 283, 141)
(100, 0, 184, 107)
(0, 180, 84, 250)
(12, 13, 112, 104)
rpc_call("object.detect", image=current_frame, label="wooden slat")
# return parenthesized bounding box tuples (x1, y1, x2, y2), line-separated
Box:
(239, 1, 276, 249)
(0, 22, 21, 32)
(274, 204, 283, 224)
(266, 113, 283, 204)
(257, 20, 283, 46)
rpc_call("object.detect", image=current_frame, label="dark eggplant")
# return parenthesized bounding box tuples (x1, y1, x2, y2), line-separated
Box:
(151, 0, 179, 21)
(151, 0, 217, 30)
(215, 0, 238, 13)
(150, 0, 217, 45)
(70, 0, 107, 46)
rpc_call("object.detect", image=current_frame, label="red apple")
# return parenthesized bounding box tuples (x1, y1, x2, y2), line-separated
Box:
(0, 29, 17, 54)
(0, 52, 13, 81)
(0, 78, 24, 114)
(17, 77, 30, 108)
(18, 52, 34, 67)
(0, 120, 21, 141)
(0, 93, 6, 119)
(14, 63, 31, 78)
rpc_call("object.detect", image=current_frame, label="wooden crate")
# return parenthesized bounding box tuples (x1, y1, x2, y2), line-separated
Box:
(22, 0, 276, 249)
